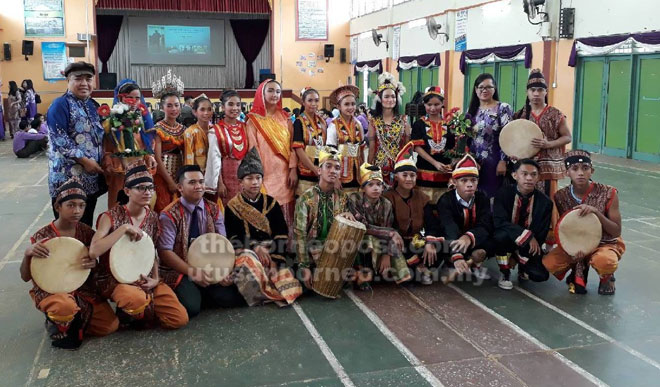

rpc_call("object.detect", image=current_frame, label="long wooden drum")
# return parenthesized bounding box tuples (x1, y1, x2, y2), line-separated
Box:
(556, 209, 602, 258)
(31, 237, 91, 294)
(312, 215, 366, 299)
(110, 232, 155, 283)
(187, 233, 235, 284)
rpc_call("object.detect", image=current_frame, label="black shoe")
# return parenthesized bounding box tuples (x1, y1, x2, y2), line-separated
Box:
(566, 269, 587, 294)
(51, 314, 83, 350)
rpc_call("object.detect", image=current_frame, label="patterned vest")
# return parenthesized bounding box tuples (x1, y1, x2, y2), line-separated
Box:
(554, 182, 618, 243)
(160, 198, 220, 288)
(96, 205, 160, 298)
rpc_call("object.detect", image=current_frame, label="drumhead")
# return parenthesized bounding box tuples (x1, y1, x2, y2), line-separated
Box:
(556, 209, 602, 257)
(187, 233, 235, 284)
(31, 237, 91, 294)
(499, 119, 543, 159)
(110, 232, 156, 283)
(334, 215, 366, 231)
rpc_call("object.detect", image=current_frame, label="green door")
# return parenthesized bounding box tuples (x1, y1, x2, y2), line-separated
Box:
(603, 58, 631, 157)
(632, 56, 660, 162)
(515, 62, 529, 112)
(356, 71, 365, 104)
(399, 69, 414, 109)
(576, 59, 605, 152)
(498, 63, 515, 112)
(367, 72, 378, 108)
(464, 62, 522, 111)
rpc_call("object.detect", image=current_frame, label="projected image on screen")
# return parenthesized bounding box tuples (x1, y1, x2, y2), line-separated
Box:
(129, 17, 225, 65)
(147, 25, 211, 55)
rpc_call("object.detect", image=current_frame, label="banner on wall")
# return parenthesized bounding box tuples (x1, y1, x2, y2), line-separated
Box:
(24, 0, 65, 37)
(454, 9, 468, 52)
(41, 42, 67, 81)
(392, 26, 401, 60)
(296, 0, 328, 40)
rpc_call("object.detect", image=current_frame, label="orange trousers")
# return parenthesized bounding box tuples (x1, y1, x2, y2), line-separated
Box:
(111, 283, 188, 329)
(36, 293, 119, 336)
(543, 238, 625, 280)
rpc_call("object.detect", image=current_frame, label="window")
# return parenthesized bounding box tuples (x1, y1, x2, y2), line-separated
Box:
(351, 0, 413, 18)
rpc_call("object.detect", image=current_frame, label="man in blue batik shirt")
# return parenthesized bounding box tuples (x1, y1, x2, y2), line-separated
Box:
(47, 62, 106, 226)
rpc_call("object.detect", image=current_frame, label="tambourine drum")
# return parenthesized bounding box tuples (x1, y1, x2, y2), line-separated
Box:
(499, 119, 543, 159)
(187, 233, 235, 284)
(556, 209, 602, 257)
(110, 232, 155, 283)
(312, 216, 366, 299)
(30, 237, 91, 294)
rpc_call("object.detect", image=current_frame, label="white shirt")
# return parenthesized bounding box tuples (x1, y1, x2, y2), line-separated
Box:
(204, 127, 223, 192)
(455, 190, 474, 208)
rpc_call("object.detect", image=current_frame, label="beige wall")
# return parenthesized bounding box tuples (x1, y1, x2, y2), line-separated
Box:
(0, 0, 97, 113)
(551, 39, 577, 146)
(271, 0, 353, 107)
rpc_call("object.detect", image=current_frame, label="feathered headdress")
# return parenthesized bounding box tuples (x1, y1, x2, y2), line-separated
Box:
(151, 69, 184, 99)
(369, 72, 406, 110)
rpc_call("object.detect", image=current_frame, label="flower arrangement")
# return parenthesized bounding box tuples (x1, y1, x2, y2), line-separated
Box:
(98, 99, 151, 158)
(443, 107, 474, 158)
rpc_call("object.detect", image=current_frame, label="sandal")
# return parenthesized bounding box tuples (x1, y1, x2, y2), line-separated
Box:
(598, 275, 616, 295)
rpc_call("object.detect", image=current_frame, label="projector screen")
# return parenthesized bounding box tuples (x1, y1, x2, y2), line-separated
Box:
(129, 17, 225, 66)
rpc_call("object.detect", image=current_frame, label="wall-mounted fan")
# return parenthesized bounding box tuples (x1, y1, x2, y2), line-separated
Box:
(372, 29, 389, 50)
(426, 17, 449, 42)
(523, 0, 549, 25)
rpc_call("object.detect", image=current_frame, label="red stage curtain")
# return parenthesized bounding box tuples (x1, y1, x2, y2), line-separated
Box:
(97, 15, 124, 73)
(96, 0, 270, 13)
(230, 19, 270, 89)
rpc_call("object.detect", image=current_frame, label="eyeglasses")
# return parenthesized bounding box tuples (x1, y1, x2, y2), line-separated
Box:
(477, 86, 495, 92)
(131, 185, 155, 193)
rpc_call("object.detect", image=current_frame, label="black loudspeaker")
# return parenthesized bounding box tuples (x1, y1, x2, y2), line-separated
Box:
(99, 72, 117, 90)
(324, 44, 334, 58)
(259, 73, 275, 83)
(339, 48, 347, 63)
(3, 43, 10, 61)
(22, 40, 34, 56)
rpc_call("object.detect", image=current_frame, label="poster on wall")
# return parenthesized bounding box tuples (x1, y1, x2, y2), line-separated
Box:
(24, 0, 65, 37)
(392, 26, 401, 60)
(350, 36, 358, 64)
(454, 9, 468, 52)
(296, 0, 328, 41)
(41, 42, 67, 81)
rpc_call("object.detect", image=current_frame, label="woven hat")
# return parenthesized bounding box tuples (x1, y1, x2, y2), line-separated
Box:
(237, 147, 264, 179)
(124, 159, 153, 188)
(55, 177, 87, 204)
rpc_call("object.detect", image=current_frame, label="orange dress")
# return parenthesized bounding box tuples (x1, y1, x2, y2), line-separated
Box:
(183, 123, 209, 172)
(152, 121, 185, 212)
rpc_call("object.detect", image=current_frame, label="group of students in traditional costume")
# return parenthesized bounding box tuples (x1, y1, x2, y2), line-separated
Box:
(27, 61, 623, 350)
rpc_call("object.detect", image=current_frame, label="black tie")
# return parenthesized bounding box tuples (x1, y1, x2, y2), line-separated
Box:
(188, 207, 200, 246)
(518, 195, 530, 228)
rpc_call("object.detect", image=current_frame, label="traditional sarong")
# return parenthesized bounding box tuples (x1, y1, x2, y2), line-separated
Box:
(234, 251, 302, 306)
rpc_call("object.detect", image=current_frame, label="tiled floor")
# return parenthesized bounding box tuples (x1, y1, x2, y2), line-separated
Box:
(1, 141, 657, 386)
